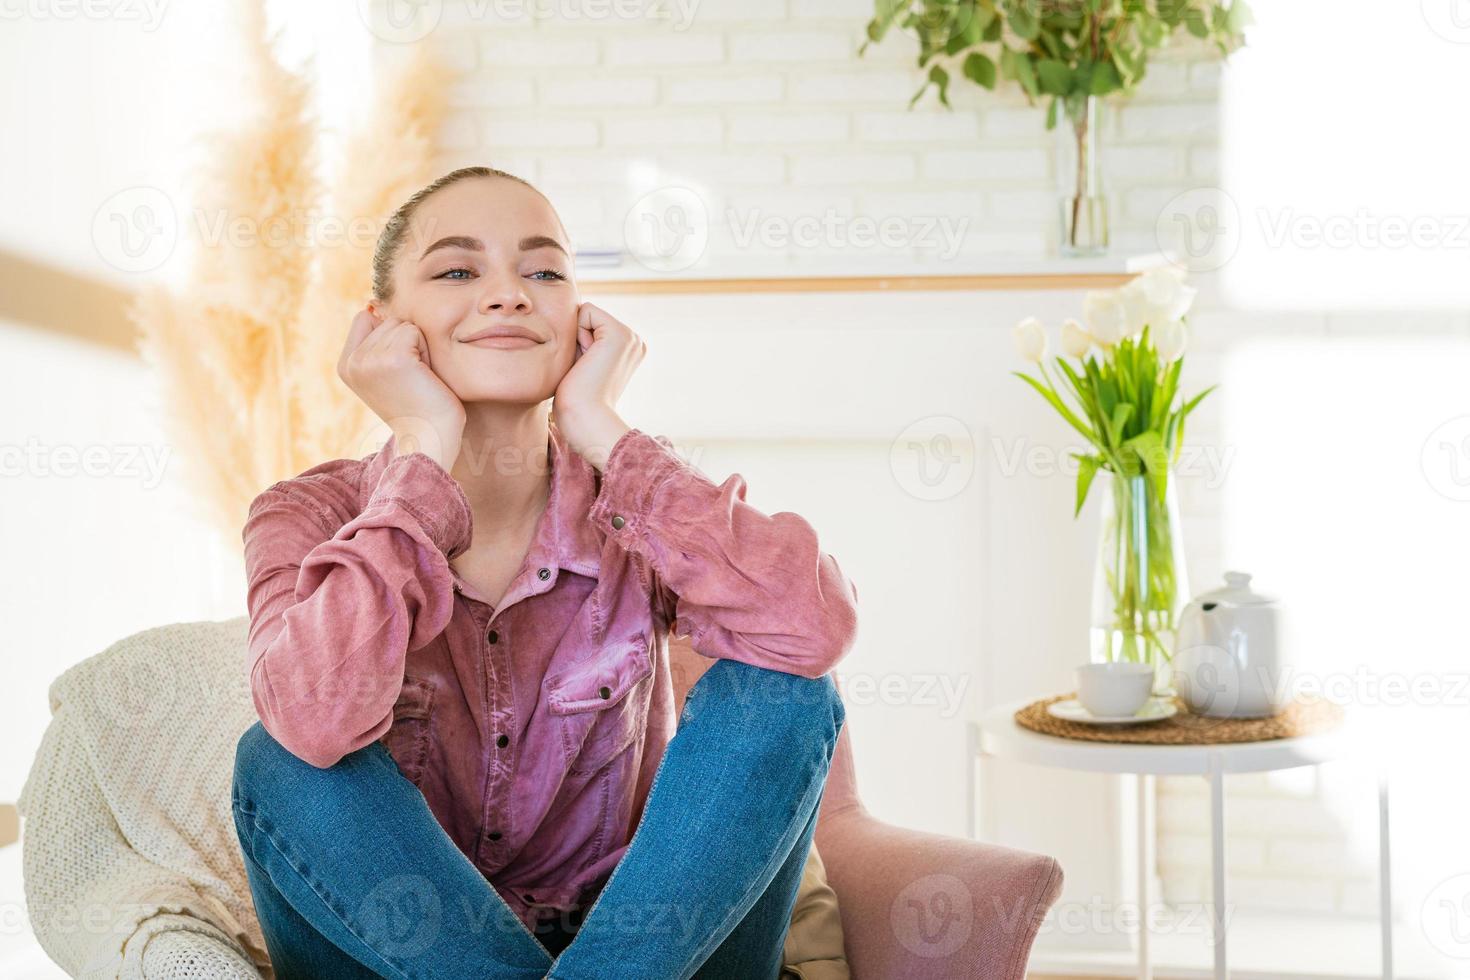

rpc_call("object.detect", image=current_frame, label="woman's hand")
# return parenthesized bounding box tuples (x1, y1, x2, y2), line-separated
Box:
(553, 301, 640, 470)
(338, 306, 466, 469)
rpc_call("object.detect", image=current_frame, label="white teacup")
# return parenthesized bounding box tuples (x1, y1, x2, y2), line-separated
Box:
(1075, 662, 1155, 718)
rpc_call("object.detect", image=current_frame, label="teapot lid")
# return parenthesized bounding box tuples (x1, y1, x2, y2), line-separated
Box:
(1197, 570, 1276, 605)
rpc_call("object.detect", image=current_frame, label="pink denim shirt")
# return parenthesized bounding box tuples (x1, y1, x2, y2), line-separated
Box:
(241, 421, 859, 934)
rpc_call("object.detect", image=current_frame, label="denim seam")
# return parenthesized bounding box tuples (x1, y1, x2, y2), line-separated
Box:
(236, 805, 417, 980)
(682, 750, 831, 976)
(545, 687, 681, 978)
(546, 670, 838, 980)
(234, 747, 554, 973)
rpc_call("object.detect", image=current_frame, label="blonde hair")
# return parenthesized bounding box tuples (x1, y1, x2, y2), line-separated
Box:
(370, 165, 560, 302)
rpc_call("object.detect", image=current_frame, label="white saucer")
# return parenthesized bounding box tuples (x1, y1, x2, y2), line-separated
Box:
(1047, 696, 1177, 725)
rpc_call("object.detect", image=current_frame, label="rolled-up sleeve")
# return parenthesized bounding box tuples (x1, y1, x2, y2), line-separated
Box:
(586, 428, 859, 679)
(242, 451, 473, 768)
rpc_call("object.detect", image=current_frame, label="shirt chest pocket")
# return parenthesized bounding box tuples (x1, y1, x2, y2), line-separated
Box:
(547, 633, 654, 775)
(380, 675, 435, 785)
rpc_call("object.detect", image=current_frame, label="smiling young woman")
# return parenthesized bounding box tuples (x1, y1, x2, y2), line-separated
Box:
(229, 165, 860, 979)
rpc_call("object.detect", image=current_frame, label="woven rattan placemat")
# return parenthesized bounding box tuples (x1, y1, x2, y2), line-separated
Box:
(1014, 693, 1344, 745)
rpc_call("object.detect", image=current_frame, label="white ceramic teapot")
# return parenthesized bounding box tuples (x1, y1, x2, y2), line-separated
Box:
(1173, 571, 1288, 718)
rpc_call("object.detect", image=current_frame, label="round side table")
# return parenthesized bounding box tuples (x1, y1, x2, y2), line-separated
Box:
(966, 701, 1391, 980)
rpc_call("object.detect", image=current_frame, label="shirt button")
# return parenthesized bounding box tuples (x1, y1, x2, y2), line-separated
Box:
(611, 515, 625, 530)
(598, 686, 611, 700)
(487, 831, 502, 841)
(497, 734, 509, 748)
(487, 630, 499, 644)
(537, 567, 550, 581)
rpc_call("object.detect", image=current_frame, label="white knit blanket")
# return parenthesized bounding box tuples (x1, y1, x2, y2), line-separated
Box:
(18, 617, 271, 979)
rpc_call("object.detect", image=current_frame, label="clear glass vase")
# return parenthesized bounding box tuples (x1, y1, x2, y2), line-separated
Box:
(1089, 468, 1188, 696)
(1058, 94, 1109, 257)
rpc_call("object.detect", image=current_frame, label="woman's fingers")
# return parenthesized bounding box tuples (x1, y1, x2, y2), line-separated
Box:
(344, 307, 377, 348)
(339, 308, 380, 377)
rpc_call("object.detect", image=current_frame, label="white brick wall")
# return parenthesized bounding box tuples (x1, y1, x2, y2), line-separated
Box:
(397, 0, 1384, 922)
(418, 0, 1230, 264)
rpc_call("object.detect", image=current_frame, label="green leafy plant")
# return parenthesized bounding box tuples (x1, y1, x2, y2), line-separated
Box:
(860, 0, 1252, 127)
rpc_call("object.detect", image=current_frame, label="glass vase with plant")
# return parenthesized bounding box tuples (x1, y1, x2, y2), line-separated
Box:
(859, 0, 1253, 254)
(1011, 266, 1215, 691)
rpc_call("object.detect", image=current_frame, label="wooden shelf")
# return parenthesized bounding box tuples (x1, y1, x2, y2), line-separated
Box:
(576, 251, 1169, 294)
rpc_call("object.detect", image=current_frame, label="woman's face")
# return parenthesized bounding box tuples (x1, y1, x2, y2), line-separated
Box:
(371, 177, 580, 407)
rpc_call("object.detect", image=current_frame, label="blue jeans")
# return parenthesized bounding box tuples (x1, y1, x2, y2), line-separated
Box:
(231, 657, 845, 979)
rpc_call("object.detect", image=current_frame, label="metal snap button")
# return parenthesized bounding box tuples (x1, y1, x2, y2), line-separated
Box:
(598, 686, 611, 700)
(611, 515, 625, 530)
(537, 567, 550, 581)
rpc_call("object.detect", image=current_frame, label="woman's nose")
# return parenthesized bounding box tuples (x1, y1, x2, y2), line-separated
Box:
(477, 274, 530, 313)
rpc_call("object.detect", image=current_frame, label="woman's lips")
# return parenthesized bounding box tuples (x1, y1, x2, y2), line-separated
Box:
(465, 336, 539, 349)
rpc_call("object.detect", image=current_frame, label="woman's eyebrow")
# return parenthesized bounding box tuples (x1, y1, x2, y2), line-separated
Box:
(418, 234, 568, 261)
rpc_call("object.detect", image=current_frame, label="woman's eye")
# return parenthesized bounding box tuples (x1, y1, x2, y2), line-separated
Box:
(435, 267, 565, 282)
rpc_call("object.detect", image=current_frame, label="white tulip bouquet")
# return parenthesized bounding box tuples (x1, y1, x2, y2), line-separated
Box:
(1011, 266, 1215, 672)
(1011, 265, 1213, 517)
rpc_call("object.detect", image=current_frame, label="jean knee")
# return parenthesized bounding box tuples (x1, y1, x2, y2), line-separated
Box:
(233, 721, 286, 805)
(701, 659, 845, 745)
